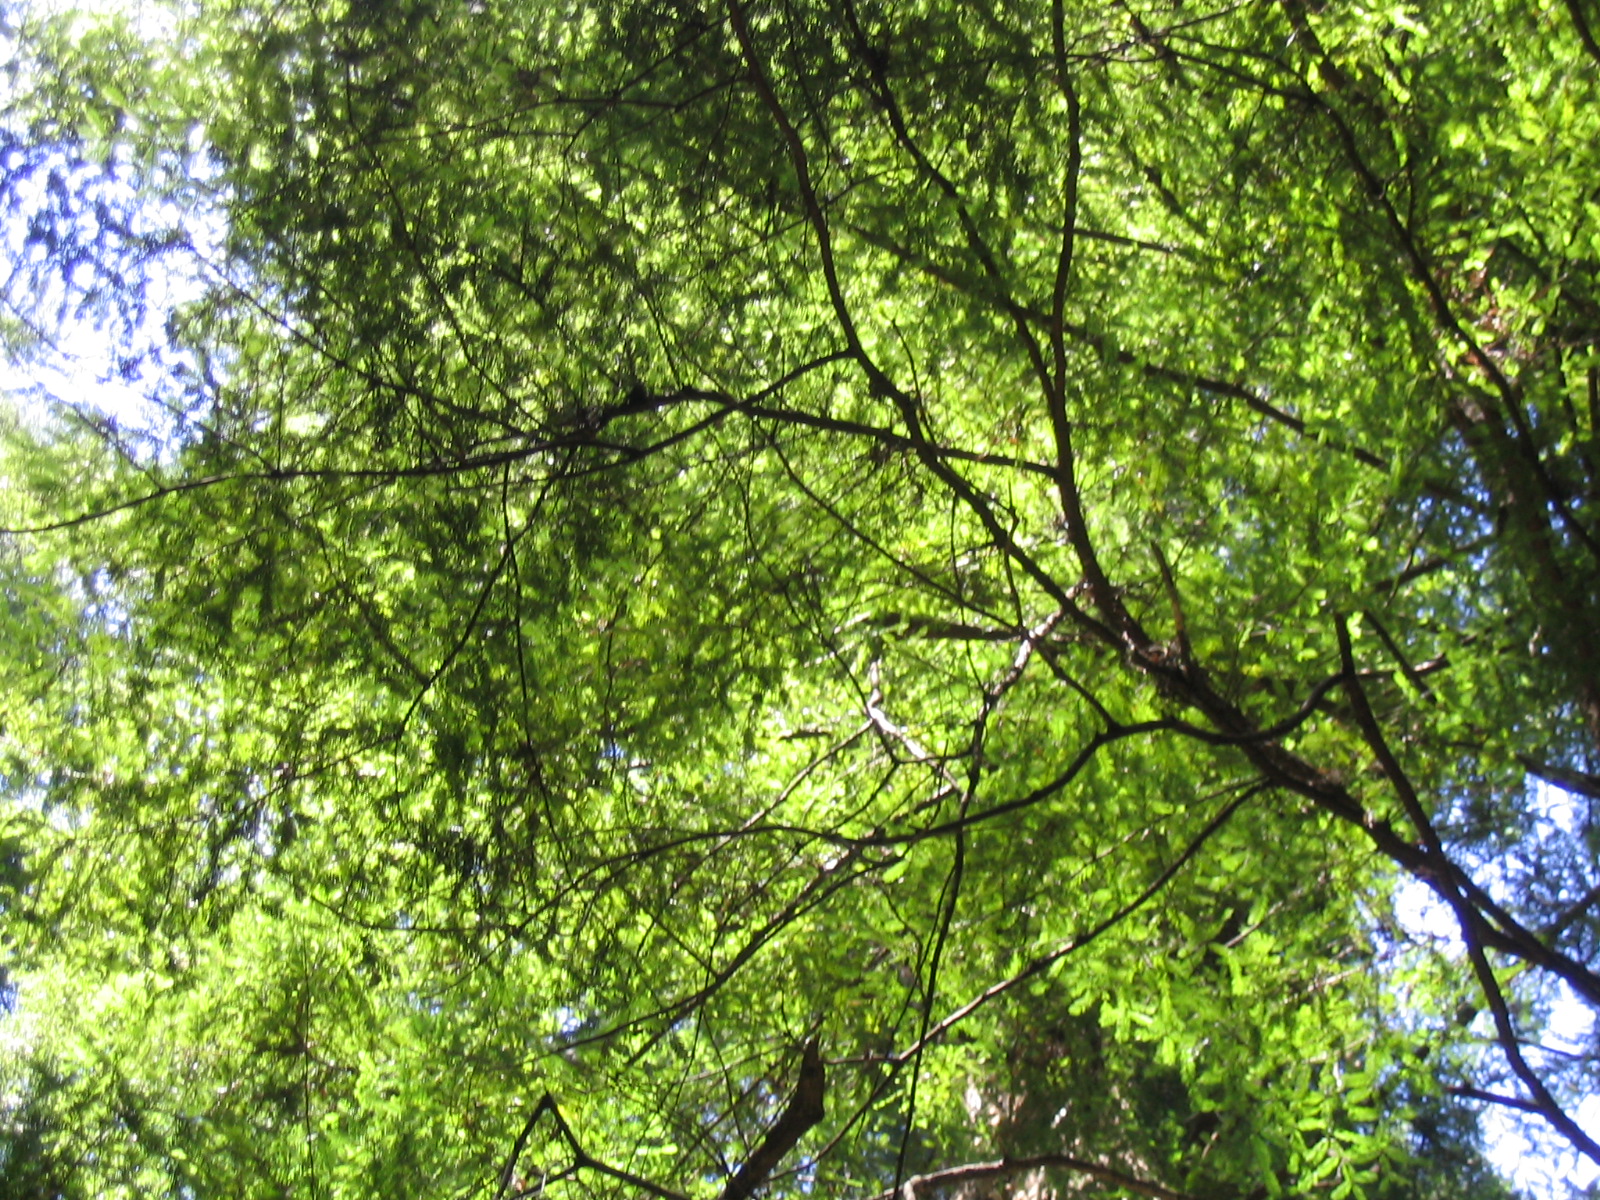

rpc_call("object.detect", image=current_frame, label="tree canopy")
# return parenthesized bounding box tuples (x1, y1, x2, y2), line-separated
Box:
(1, 0, 1598, 1196)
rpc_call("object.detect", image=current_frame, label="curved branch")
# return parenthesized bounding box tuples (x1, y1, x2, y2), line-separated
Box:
(875, 1152, 1197, 1200)
(891, 784, 1261, 1063)
(1561, 0, 1600, 68)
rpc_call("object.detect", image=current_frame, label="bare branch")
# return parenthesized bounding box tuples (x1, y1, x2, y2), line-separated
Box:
(871, 1148, 1196, 1200)
(499, 1094, 693, 1200)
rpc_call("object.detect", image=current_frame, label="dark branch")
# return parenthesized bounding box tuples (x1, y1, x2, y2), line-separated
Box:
(499, 1094, 693, 1200)
(718, 1040, 828, 1200)
(1447, 1085, 1549, 1116)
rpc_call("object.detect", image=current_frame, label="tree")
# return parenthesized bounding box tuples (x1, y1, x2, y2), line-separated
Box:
(1, 0, 1597, 1196)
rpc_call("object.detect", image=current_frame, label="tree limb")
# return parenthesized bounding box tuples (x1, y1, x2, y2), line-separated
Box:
(719, 1040, 827, 1200)
(871, 1152, 1197, 1200)
(499, 1094, 693, 1200)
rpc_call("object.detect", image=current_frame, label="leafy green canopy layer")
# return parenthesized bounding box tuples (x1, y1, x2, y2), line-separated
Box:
(2, 0, 1597, 1196)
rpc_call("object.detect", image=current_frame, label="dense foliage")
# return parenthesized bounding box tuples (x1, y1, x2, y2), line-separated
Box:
(2, 0, 1598, 1196)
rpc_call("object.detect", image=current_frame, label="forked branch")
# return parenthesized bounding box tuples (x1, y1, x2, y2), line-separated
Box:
(499, 1042, 826, 1200)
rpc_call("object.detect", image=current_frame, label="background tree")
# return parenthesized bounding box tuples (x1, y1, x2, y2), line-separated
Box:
(2, 0, 1597, 1197)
